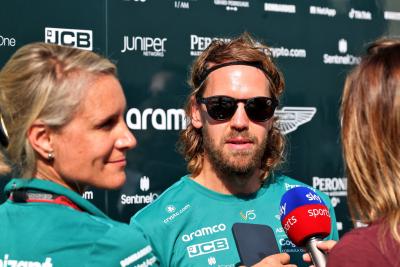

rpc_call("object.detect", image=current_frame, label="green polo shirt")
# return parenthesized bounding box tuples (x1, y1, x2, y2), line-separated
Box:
(131, 174, 338, 267)
(0, 178, 158, 267)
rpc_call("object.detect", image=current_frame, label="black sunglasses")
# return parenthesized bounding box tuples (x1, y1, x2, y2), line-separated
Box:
(196, 95, 278, 122)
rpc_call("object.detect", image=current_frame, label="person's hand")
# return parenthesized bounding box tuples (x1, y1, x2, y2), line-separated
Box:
(250, 253, 297, 267)
(302, 240, 337, 266)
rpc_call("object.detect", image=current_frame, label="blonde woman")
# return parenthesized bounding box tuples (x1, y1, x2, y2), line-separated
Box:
(0, 43, 158, 266)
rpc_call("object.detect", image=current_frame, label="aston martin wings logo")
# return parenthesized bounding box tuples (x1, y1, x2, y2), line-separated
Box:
(275, 107, 317, 134)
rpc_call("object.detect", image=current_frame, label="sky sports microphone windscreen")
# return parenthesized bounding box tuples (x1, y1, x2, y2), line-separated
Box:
(279, 186, 331, 246)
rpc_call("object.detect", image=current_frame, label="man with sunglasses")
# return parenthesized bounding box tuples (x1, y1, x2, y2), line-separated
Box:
(131, 33, 338, 266)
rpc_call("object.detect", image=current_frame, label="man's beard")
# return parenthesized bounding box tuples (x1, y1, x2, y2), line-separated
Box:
(202, 126, 267, 180)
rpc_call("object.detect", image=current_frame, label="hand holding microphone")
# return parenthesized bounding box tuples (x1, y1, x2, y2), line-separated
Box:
(279, 187, 332, 267)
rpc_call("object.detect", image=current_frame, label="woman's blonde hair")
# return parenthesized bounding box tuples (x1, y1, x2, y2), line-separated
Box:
(0, 43, 116, 177)
(341, 38, 400, 243)
(178, 33, 286, 178)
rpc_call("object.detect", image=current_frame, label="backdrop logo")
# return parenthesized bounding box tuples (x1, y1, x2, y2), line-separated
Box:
(268, 46, 307, 58)
(140, 176, 150, 191)
(126, 106, 314, 134)
(309, 6, 336, 17)
(190, 34, 231, 56)
(214, 0, 250, 12)
(264, 3, 296, 13)
(0, 35, 16, 47)
(313, 177, 347, 208)
(126, 108, 186, 130)
(384, 11, 400, 21)
(174, 1, 192, 9)
(120, 175, 158, 205)
(338, 39, 347, 54)
(121, 35, 167, 57)
(323, 39, 360, 65)
(348, 8, 372, 20)
(45, 27, 92, 50)
(276, 107, 316, 134)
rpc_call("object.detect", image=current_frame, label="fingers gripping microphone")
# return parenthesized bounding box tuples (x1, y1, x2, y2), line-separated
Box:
(279, 187, 331, 267)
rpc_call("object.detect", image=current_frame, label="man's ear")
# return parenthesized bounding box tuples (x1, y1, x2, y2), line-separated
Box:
(190, 96, 203, 129)
(27, 120, 54, 159)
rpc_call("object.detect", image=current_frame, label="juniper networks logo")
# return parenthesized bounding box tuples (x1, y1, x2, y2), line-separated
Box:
(45, 27, 93, 51)
(213, 0, 250, 12)
(120, 175, 159, 205)
(323, 39, 361, 65)
(126, 106, 316, 134)
(190, 34, 231, 56)
(121, 35, 167, 57)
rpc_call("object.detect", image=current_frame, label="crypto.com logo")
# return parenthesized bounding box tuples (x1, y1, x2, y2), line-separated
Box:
(45, 27, 92, 50)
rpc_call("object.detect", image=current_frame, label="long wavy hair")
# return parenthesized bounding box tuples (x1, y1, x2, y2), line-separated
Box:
(178, 33, 286, 178)
(341, 38, 400, 244)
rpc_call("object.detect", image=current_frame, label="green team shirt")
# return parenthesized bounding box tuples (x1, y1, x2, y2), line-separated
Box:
(131, 174, 338, 267)
(0, 178, 159, 267)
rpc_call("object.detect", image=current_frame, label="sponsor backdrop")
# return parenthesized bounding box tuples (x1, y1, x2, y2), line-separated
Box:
(1, 0, 399, 237)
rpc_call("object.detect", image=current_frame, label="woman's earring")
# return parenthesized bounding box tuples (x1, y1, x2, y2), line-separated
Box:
(48, 152, 54, 161)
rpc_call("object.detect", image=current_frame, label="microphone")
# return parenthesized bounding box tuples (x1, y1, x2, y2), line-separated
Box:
(279, 186, 331, 267)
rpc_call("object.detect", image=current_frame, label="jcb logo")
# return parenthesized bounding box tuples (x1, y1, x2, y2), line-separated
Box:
(187, 238, 229, 258)
(45, 27, 93, 50)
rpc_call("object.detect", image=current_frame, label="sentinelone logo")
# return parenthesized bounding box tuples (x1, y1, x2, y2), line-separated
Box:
(121, 35, 167, 57)
(323, 39, 361, 65)
(384, 11, 400, 21)
(264, 3, 296, 14)
(120, 176, 159, 205)
(214, 0, 250, 12)
(190, 35, 231, 56)
(0, 34, 16, 47)
(126, 106, 316, 134)
(309, 6, 336, 17)
(45, 27, 92, 51)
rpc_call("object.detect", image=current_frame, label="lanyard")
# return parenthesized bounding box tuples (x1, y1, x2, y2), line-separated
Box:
(9, 190, 83, 212)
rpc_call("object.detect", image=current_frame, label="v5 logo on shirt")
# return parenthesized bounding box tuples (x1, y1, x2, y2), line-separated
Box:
(240, 210, 256, 220)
